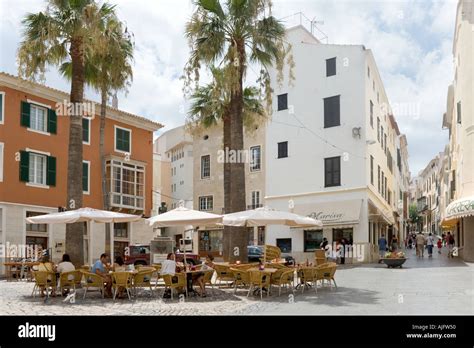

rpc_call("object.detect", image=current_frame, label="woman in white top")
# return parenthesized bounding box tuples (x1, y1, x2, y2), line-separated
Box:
(161, 253, 178, 275)
(57, 254, 75, 274)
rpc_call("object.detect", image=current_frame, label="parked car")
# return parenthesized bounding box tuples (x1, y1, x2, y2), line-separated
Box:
(247, 245, 264, 262)
(124, 244, 201, 266)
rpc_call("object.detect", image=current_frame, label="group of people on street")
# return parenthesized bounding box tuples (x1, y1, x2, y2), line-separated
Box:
(377, 234, 400, 260)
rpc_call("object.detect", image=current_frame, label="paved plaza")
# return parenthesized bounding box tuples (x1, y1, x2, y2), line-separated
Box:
(0, 248, 472, 315)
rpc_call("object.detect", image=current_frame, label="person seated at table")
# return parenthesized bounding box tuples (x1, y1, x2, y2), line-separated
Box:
(38, 255, 56, 297)
(91, 253, 112, 297)
(161, 253, 185, 297)
(195, 254, 215, 297)
(113, 256, 126, 272)
(57, 254, 75, 296)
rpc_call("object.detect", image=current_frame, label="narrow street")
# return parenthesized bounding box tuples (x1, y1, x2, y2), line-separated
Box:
(254, 248, 474, 315)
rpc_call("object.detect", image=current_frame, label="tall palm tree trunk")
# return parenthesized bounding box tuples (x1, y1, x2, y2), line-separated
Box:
(99, 88, 111, 256)
(65, 37, 85, 266)
(223, 45, 248, 263)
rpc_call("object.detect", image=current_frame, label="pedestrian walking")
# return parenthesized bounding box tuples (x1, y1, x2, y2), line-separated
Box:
(437, 238, 442, 254)
(391, 235, 399, 252)
(415, 232, 425, 258)
(426, 233, 435, 257)
(378, 234, 387, 262)
(339, 238, 346, 264)
(447, 232, 455, 258)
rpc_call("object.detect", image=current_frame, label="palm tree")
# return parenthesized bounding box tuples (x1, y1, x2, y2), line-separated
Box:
(60, 18, 134, 255)
(18, 0, 116, 265)
(184, 0, 293, 262)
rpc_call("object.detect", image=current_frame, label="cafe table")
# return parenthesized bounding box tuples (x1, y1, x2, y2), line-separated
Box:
(4, 261, 40, 281)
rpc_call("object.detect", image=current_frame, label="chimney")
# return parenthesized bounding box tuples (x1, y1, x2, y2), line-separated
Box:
(112, 93, 118, 109)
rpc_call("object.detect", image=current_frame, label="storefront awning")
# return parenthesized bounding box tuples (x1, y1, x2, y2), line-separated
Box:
(293, 199, 363, 227)
(368, 199, 395, 225)
(440, 217, 459, 229)
(445, 195, 474, 220)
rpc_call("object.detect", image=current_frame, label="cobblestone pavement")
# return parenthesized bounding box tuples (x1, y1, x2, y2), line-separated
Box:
(1, 247, 472, 315)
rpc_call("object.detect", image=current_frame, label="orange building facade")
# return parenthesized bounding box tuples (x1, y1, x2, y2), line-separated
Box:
(0, 72, 162, 268)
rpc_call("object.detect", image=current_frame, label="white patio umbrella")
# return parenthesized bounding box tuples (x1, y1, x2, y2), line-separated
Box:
(146, 206, 223, 227)
(222, 207, 323, 228)
(146, 206, 223, 268)
(26, 207, 142, 266)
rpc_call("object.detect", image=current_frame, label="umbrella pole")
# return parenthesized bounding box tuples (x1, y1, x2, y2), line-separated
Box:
(110, 222, 114, 264)
(88, 221, 93, 266)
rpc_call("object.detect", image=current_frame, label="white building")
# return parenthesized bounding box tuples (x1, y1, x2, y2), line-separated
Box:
(153, 126, 194, 250)
(264, 26, 410, 263)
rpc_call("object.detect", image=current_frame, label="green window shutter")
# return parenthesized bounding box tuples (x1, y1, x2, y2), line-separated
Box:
(82, 118, 89, 143)
(116, 128, 130, 152)
(21, 101, 30, 128)
(46, 156, 56, 186)
(47, 108, 57, 134)
(82, 162, 89, 192)
(0, 93, 3, 122)
(19, 150, 29, 182)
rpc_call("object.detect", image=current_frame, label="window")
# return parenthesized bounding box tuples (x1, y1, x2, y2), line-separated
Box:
(384, 176, 388, 200)
(324, 156, 341, 187)
(377, 118, 380, 141)
(28, 153, 47, 185)
(397, 148, 402, 172)
(323, 95, 340, 128)
(199, 196, 213, 211)
(304, 230, 323, 252)
(83, 161, 90, 194)
(115, 126, 131, 153)
(107, 160, 145, 210)
(251, 191, 260, 209)
(367, 66, 370, 78)
(457, 101, 462, 124)
(370, 156, 374, 185)
(0, 142, 3, 182)
(82, 118, 90, 144)
(372, 80, 375, 91)
(370, 100, 374, 128)
(30, 104, 47, 132)
(19, 151, 56, 186)
(333, 228, 353, 243)
(378, 165, 381, 193)
(326, 57, 336, 77)
(250, 146, 261, 172)
(277, 94, 288, 111)
(0, 91, 4, 124)
(26, 212, 47, 233)
(387, 151, 393, 173)
(114, 222, 129, 238)
(21, 101, 57, 134)
(276, 238, 292, 253)
(277, 141, 288, 159)
(201, 155, 210, 179)
(384, 133, 387, 153)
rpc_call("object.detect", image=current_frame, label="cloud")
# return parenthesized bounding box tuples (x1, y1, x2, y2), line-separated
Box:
(0, 0, 457, 175)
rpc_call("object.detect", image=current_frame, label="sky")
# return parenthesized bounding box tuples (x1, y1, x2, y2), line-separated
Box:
(0, 0, 458, 175)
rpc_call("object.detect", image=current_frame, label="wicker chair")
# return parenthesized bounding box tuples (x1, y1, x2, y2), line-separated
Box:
(230, 268, 250, 294)
(31, 271, 56, 298)
(59, 271, 78, 295)
(202, 270, 215, 295)
(82, 271, 106, 299)
(247, 271, 271, 300)
(111, 272, 133, 300)
(270, 268, 293, 296)
(315, 249, 327, 265)
(213, 264, 234, 287)
(73, 270, 83, 288)
(162, 273, 187, 300)
(297, 267, 317, 293)
(315, 262, 337, 290)
(271, 269, 295, 296)
(133, 270, 155, 298)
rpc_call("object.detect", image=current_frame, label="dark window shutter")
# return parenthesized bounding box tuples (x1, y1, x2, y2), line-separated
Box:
(116, 128, 130, 152)
(324, 95, 340, 128)
(46, 156, 56, 186)
(82, 162, 88, 192)
(19, 150, 29, 182)
(277, 94, 288, 111)
(82, 118, 89, 142)
(21, 101, 30, 128)
(326, 57, 336, 77)
(47, 108, 57, 134)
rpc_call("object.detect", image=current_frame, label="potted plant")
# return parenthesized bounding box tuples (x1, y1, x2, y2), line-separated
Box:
(380, 251, 407, 268)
